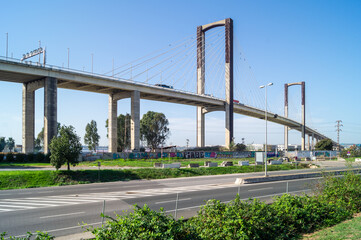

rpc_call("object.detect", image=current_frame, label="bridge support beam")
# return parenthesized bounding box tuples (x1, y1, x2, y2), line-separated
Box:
(307, 134, 311, 150)
(22, 84, 35, 153)
(44, 77, 57, 154)
(131, 91, 140, 151)
(108, 94, 118, 153)
(224, 18, 234, 147)
(197, 107, 205, 147)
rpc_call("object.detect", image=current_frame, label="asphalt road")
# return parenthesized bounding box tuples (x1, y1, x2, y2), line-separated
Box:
(0, 166, 334, 238)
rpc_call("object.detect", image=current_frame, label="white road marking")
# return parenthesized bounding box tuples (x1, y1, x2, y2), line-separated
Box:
(40, 211, 85, 219)
(156, 198, 192, 204)
(248, 187, 273, 192)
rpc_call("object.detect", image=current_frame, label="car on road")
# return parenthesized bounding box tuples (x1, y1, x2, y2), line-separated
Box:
(155, 84, 173, 89)
(233, 100, 240, 103)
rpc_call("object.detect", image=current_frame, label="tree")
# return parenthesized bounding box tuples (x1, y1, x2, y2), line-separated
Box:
(235, 143, 247, 152)
(0, 137, 6, 152)
(140, 111, 169, 150)
(84, 120, 100, 152)
(105, 114, 131, 152)
(315, 138, 333, 151)
(49, 125, 82, 170)
(6, 137, 15, 152)
(35, 123, 61, 150)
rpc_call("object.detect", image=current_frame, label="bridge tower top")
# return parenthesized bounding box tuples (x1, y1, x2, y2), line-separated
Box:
(196, 18, 234, 147)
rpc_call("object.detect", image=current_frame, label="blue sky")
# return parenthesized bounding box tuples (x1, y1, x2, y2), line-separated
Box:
(1, 0, 360, 147)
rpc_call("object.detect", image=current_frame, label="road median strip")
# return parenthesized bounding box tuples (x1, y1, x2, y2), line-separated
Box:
(236, 168, 361, 184)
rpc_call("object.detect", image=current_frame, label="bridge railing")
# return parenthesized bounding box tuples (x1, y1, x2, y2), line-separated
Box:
(0, 55, 225, 102)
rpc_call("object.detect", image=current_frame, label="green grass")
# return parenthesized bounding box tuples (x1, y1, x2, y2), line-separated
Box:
(303, 214, 361, 240)
(0, 162, 51, 168)
(0, 163, 308, 190)
(78, 157, 256, 168)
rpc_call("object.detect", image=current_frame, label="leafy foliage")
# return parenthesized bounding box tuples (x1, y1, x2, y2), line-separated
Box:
(140, 111, 169, 150)
(340, 145, 361, 158)
(49, 125, 82, 170)
(88, 204, 197, 240)
(0, 231, 54, 240)
(35, 123, 61, 150)
(315, 138, 333, 150)
(105, 113, 131, 152)
(84, 120, 100, 152)
(0, 137, 5, 152)
(6, 137, 15, 152)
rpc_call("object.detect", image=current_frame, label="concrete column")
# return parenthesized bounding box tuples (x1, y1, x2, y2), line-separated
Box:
(307, 134, 311, 150)
(44, 77, 57, 154)
(225, 18, 234, 147)
(22, 83, 35, 153)
(131, 91, 140, 151)
(108, 94, 117, 153)
(312, 133, 315, 150)
(301, 81, 306, 151)
(196, 26, 205, 147)
(284, 84, 288, 152)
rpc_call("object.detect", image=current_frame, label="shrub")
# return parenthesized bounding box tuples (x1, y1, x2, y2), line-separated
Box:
(0, 154, 4, 162)
(316, 171, 361, 213)
(271, 194, 351, 238)
(6, 153, 14, 162)
(14, 153, 26, 163)
(35, 152, 45, 163)
(190, 197, 280, 240)
(88, 204, 198, 240)
(26, 153, 36, 163)
(1, 231, 54, 240)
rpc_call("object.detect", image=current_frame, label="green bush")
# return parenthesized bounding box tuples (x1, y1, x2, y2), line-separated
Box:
(14, 153, 26, 163)
(0, 154, 4, 162)
(26, 153, 35, 163)
(317, 171, 361, 213)
(88, 204, 198, 240)
(271, 194, 351, 238)
(189, 197, 280, 239)
(35, 152, 45, 163)
(1, 231, 54, 240)
(6, 153, 14, 162)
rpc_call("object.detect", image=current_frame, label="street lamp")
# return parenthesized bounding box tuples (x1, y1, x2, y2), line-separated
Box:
(259, 82, 273, 177)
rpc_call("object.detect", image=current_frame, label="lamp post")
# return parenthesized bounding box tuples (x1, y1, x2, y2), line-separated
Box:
(260, 83, 273, 177)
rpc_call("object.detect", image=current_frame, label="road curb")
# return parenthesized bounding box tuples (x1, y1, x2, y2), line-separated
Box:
(236, 168, 361, 184)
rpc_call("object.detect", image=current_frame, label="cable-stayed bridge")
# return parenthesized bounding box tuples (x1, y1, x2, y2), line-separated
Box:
(0, 18, 333, 154)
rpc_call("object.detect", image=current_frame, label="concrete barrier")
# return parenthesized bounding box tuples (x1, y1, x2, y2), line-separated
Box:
(162, 163, 181, 169)
(235, 169, 361, 184)
(238, 161, 249, 166)
(355, 158, 361, 162)
(154, 162, 162, 168)
(188, 163, 199, 168)
(269, 160, 282, 165)
(221, 161, 233, 167)
(206, 162, 218, 167)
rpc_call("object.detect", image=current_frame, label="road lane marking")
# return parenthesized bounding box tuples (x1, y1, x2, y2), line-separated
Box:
(40, 211, 85, 219)
(0, 204, 35, 209)
(155, 198, 192, 204)
(89, 187, 109, 190)
(248, 187, 273, 192)
(37, 191, 54, 193)
(0, 201, 57, 207)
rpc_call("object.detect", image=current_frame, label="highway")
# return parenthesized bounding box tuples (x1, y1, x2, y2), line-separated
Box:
(0, 169, 325, 238)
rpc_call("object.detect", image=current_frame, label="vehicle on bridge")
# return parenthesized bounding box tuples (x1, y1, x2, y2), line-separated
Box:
(155, 84, 173, 89)
(233, 100, 240, 103)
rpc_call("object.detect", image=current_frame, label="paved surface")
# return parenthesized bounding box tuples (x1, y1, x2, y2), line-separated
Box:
(0, 159, 355, 239)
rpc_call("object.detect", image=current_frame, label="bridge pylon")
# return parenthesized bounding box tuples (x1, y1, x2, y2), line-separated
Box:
(196, 18, 234, 148)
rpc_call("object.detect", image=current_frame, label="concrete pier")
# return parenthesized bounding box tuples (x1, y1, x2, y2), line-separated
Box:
(131, 91, 140, 151)
(22, 83, 35, 153)
(44, 77, 57, 154)
(108, 94, 118, 153)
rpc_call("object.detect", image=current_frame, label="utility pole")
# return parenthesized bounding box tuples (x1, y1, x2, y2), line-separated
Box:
(335, 120, 343, 150)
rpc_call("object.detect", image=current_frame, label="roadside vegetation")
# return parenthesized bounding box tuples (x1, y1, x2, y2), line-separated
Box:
(0, 164, 307, 190)
(87, 170, 361, 240)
